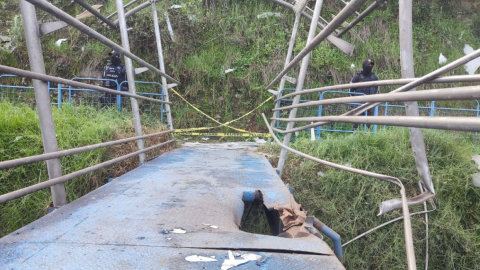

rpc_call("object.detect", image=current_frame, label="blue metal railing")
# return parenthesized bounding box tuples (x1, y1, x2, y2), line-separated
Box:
(274, 88, 321, 139)
(274, 89, 480, 140)
(317, 91, 378, 139)
(0, 75, 166, 124)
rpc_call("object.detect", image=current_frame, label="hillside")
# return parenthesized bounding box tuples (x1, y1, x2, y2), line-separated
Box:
(1, 0, 480, 269)
(1, 0, 479, 131)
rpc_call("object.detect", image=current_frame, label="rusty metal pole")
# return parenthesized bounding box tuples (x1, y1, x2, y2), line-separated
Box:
(20, 0, 67, 207)
(276, 0, 323, 176)
(151, 0, 174, 130)
(115, 0, 146, 163)
(399, 0, 420, 268)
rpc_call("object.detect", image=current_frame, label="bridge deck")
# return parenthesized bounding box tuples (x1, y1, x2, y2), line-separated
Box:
(0, 143, 344, 269)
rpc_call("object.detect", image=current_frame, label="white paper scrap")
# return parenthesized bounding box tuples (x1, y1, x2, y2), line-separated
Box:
(438, 53, 447, 65)
(55, 39, 67, 47)
(185, 255, 217, 262)
(171, 229, 186, 234)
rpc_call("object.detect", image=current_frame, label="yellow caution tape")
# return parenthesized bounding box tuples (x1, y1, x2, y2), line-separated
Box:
(175, 132, 271, 137)
(170, 88, 273, 135)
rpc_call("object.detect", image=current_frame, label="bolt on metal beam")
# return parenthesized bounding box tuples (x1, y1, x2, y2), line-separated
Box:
(24, 0, 180, 84)
(20, 0, 67, 207)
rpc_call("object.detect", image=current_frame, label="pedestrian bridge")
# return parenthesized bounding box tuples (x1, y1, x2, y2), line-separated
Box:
(0, 143, 344, 269)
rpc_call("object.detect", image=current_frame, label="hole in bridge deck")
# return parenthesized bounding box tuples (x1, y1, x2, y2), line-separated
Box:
(239, 200, 271, 235)
(239, 190, 283, 236)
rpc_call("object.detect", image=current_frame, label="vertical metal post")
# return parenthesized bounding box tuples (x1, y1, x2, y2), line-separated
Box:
(58, 83, 62, 109)
(277, 0, 323, 176)
(399, 0, 420, 268)
(115, 0, 146, 163)
(270, 2, 304, 135)
(20, 0, 67, 207)
(399, 0, 434, 195)
(151, 0, 174, 130)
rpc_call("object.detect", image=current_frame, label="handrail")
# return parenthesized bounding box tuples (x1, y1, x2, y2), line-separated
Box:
(0, 130, 174, 170)
(0, 65, 171, 104)
(276, 75, 480, 101)
(0, 139, 176, 204)
(24, 0, 180, 84)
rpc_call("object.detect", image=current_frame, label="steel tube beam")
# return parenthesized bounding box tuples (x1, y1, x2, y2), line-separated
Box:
(152, 1, 174, 130)
(346, 47, 480, 116)
(277, 48, 480, 134)
(276, 0, 323, 177)
(0, 130, 174, 170)
(0, 65, 171, 104)
(336, 0, 384, 37)
(339, 0, 361, 16)
(276, 75, 480, 101)
(400, 0, 434, 213)
(273, 85, 480, 111)
(116, 0, 146, 163)
(271, 116, 480, 132)
(266, 0, 368, 90)
(112, 1, 152, 26)
(73, 0, 115, 28)
(271, 0, 355, 56)
(24, 0, 179, 84)
(262, 113, 415, 270)
(106, 0, 138, 19)
(270, 1, 304, 132)
(0, 140, 175, 204)
(20, 0, 67, 207)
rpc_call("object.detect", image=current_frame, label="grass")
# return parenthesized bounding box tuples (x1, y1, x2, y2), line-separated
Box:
(0, 102, 172, 237)
(260, 128, 480, 269)
(1, 0, 479, 131)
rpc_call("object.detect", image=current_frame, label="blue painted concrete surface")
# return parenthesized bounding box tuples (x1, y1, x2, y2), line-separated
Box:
(0, 143, 344, 269)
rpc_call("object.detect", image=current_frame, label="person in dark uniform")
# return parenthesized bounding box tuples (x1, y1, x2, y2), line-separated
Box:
(349, 59, 378, 129)
(101, 50, 128, 106)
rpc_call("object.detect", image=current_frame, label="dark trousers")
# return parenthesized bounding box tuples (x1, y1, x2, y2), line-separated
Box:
(100, 91, 116, 106)
(353, 107, 375, 130)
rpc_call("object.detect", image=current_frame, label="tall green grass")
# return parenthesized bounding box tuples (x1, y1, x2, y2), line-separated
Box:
(261, 129, 480, 269)
(0, 103, 137, 237)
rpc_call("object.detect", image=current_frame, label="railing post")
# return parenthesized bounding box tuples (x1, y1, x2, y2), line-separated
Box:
(116, 0, 146, 163)
(117, 82, 122, 111)
(277, 0, 324, 176)
(430, 101, 435, 117)
(151, 1, 174, 130)
(20, 0, 67, 207)
(58, 83, 62, 109)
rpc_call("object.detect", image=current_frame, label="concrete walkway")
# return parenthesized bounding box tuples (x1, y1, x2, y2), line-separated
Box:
(0, 143, 344, 269)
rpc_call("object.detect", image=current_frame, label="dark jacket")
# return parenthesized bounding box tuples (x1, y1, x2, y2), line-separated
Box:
(102, 63, 128, 91)
(349, 71, 379, 95)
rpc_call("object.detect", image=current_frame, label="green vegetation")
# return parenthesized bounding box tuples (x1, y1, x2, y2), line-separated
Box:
(1, 0, 478, 132)
(1, 0, 479, 268)
(260, 129, 480, 269)
(0, 102, 170, 237)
